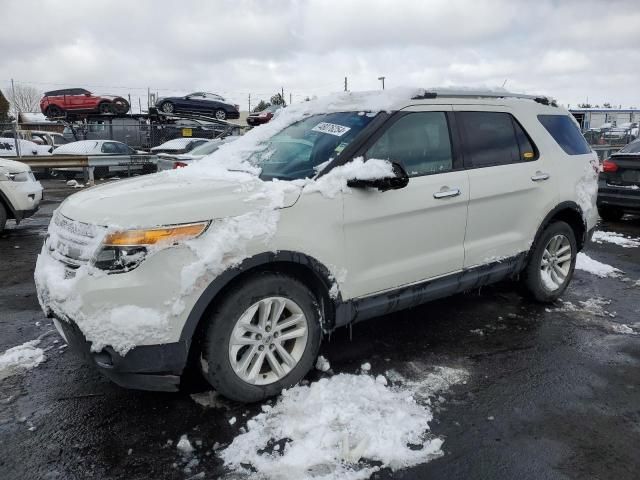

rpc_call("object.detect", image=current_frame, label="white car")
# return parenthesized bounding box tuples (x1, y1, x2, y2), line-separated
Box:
(35, 88, 598, 402)
(0, 157, 44, 233)
(53, 140, 152, 179)
(157, 136, 240, 171)
(150, 137, 210, 156)
(0, 137, 53, 157)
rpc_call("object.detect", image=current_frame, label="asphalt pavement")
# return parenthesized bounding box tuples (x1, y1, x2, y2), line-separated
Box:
(1, 179, 639, 480)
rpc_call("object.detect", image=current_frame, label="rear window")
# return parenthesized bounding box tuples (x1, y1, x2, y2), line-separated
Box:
(617, 140, 640, 154)
(538, 115, 591, 155)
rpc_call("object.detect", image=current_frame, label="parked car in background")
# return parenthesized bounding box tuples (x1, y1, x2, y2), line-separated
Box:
(157, 136, 241, 171)
(150, 137, 210, 155)
(246, 105, 282, 126)
(53, 140, 155, 180)
(597, 138, 640, 220)
(0, 137, 52, 156)
(155, 92, 240, 120)
(41, 88, 130, 118)
(0, 157, 43, 233)
(1, 129, 69, 148)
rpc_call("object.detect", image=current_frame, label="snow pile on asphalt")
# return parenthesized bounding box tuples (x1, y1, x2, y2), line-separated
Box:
(221, 364, 468, 480)
(549, 297, 612, 316)
(385, 364, 470, 402)
(592, 231, 640, 248)
(0, 340, 46, 380)
(575, 252, 622, 278)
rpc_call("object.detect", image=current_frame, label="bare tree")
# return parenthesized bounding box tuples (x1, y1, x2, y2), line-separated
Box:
(8, 84, 41, 117)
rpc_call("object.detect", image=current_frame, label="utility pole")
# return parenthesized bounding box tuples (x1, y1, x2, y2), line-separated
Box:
(289, 93, 292, 105)
(281, 87, 284, 105)
(10, 78, 21, 158)
(344, 76, 348, 92)
(378, 76, 386, 90)
(248, 93, 251, 112)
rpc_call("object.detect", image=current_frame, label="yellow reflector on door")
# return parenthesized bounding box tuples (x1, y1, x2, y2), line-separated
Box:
(523, 152, 535, 160)
(103, 222, 208, 246)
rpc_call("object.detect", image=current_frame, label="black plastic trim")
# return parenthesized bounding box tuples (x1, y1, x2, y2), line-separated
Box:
(0, 189, 17, 219)
(531, 201, 588, 252)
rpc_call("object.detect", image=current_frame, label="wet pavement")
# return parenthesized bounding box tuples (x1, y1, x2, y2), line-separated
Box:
(1, 180, 639, 480)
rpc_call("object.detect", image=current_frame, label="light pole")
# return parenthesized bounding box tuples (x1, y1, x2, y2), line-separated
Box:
(378, 76, 385, 90)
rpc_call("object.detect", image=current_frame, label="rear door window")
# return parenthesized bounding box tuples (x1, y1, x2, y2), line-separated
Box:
(458, 111, 536, 167)
(538, 115, 591, 155)
(365, 112, 453, 176)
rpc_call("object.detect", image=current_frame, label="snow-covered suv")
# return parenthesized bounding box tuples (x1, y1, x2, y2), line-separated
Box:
(0, 158, 43, 233)
(35, 88, 598, 402)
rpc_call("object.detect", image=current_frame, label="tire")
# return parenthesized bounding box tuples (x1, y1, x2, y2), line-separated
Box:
(160, 102, 174, 114)
(112, 98, 129, 114)
(0, 202, 7, 233)
(45, 105, 63, 117)
(98, 102, 113, 114)
(598, 206, 624, 222)
(214, 109, 227, 121)
(522, 221, 577, 303)
(200, 272, 322, 403)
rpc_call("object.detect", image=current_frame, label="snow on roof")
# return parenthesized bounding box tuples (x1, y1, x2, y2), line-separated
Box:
(19, 112, 55, 124)
(150, 137, 210, 151)
(53, 140, 102, 155)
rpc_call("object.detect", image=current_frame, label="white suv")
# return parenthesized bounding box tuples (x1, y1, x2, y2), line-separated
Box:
(35, 89, 598, 402)
(0, 157, 44, 233)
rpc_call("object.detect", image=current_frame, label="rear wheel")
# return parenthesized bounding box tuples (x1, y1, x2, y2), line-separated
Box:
(214, 109, 227, 120)
(199, 272, 322, 402)
(160, 102, 174, 114)
(0, 203, 7, 233)
(598, 206, 624, 222)
(522, 221, 577, 303)
(112, 98, 129, 114)
(98, 102, 113, 114)
(45, 105, 63, 117)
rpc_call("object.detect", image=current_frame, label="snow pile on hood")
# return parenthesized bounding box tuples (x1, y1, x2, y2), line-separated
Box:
(575, 252, 622, 278)
(592, 231, 640, 248)
(221, 364, 468, 480)
(0, 340, 46, 380)
(575, 162, 599, 222)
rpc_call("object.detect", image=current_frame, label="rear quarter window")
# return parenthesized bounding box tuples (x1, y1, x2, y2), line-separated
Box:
(538, 115, 591, 155)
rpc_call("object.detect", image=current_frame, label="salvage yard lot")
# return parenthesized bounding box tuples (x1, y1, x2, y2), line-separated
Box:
(1, 180, 639, 480)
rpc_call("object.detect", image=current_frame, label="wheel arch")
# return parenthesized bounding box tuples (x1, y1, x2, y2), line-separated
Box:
(180, 250, 339, 358)
(532, 201, 588, 255)
(0, 189, 16, 220)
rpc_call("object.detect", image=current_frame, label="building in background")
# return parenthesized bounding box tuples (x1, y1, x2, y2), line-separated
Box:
(569, 107, 640, 131)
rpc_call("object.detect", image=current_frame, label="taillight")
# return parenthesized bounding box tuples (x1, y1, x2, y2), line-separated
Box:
(234, 104, 240, 110)
(173, 161, 188, 169)
(602, 159, 618, 173)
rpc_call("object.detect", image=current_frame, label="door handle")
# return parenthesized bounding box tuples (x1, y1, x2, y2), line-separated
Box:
(433, 187, 461, 199)
(531, 171, 550, 182)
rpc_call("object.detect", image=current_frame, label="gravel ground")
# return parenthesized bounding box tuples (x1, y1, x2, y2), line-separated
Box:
(1, 179, 639, 480)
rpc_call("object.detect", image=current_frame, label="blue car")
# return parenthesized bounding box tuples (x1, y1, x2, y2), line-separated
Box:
(156, 92, 240, 120)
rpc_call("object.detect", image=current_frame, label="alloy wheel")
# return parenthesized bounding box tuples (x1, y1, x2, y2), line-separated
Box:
(540, 234, 572, 290)
(228, 296, 308, 386)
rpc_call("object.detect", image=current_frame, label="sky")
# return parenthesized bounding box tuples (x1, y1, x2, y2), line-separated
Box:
(2, 0, 639, 112)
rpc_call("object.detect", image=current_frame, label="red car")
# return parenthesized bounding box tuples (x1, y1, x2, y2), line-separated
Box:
(40, 88, 130, 117)
(246, 104, 282, 126)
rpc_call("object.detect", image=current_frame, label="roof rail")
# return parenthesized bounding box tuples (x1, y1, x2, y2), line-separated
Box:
(412, 89, 557, 106)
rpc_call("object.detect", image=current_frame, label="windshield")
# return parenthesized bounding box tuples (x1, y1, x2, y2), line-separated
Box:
(252, 112, 376, 180)
(618, 139, 640, 154)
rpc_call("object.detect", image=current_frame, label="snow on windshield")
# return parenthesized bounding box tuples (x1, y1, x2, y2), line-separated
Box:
(54, 141, 100, 155)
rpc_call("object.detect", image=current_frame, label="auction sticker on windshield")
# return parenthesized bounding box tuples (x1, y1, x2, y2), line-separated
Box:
(312, 122, 351, 137)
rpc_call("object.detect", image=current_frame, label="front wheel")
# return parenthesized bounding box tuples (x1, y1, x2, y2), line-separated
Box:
(98, 102, 113, 114)
(0, 203, 7, 233)
(45, 105, 63, 117)
(112, 98, 129, 114)
(522, 221, 577, 303)
(200, 273, 321, 402)
(160, 102, 174, 114)
(214, 109, 227, 120)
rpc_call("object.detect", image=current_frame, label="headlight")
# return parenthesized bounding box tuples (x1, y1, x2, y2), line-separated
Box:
(93, 222, 209, 272)
(1, 171, 32, 182)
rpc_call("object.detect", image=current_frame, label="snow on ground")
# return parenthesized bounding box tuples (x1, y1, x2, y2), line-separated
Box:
(592, 231, 640, 248)
(547, 297, 639, 335)
(0, 340, 46, 381)
(575, 252, 622, 278)
(315, 355, 331, 372)
(221, 364, 468, 480)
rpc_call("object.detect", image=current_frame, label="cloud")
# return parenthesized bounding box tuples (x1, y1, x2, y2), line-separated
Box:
(2, 0, 639, 109)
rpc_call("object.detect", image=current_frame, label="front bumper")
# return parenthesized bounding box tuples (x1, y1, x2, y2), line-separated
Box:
(53, 316, 188, 392)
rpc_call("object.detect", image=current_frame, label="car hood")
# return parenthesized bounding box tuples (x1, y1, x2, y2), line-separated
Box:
(58, 172, 302, 227)
(0, 157, 31, 173)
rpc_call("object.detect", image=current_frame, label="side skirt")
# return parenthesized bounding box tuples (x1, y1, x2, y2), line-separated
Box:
(335, 252, 527, 327)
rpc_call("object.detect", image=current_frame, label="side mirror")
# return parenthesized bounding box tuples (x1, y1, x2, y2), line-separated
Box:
(347, 161, 409, 192)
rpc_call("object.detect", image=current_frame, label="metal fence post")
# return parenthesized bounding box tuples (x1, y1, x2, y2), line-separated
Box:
(11, 122, 21, 158)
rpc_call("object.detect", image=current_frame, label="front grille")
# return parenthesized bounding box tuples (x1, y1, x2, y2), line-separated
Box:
(46, 213, 104, 268)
